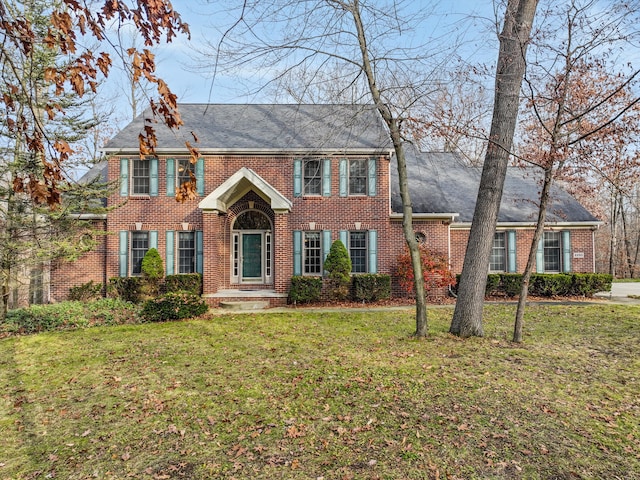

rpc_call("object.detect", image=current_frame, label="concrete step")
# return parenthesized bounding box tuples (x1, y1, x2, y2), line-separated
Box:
(219, 300, 270, 311)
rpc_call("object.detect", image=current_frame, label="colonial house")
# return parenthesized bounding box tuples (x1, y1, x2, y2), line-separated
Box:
(50, 104, 600, 306)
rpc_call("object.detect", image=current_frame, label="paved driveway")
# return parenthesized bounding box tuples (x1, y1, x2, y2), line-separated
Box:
(596, 281, 640, 304)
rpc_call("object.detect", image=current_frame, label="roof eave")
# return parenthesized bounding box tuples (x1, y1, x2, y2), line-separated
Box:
(450, 221, 602, 229)
(390, 212, 459, 222)
(101, 147, 395, 156)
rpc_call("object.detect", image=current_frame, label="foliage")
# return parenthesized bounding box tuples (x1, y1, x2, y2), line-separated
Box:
(141, 248, 164, 298)
(352, 274, 391, 302)
(1, 305, 639, 479)
(323, 240, 352, 300)
(501, 273, 524, 298)
(165, 273, 202, 295)
(1, 298, 139, 335)
(396, 244, 455, 296)
(108, 277, 143, 303)
(530, 274, 574, 297)
(0, 0, 190, 206)
(68, 280, 103, 301)
(485, 274, 502, 296)
(140, 292, 208, 322)
(571, 273, 613, 296)
(288, 276, 323, 304)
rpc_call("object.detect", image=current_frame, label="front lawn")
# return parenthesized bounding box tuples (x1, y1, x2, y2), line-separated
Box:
(1, 304, 639, 479)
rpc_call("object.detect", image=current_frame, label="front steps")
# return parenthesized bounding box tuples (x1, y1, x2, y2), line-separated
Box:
(207, 289, 288, 310)
(219, 300, 270, 311)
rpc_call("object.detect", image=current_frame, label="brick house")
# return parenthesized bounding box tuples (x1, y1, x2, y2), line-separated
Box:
(50, 104, 601, 305)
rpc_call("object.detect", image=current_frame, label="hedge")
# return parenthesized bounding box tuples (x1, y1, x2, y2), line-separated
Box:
(352, 274, 391, 302)
(288, 276, 323, 304)
(165, 273, 202, 295)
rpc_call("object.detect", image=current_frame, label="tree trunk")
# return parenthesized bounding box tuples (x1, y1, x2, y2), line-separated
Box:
(513, 166, 554, 342)
(351, 0, 428, 336)
(451, 0, 539, 337)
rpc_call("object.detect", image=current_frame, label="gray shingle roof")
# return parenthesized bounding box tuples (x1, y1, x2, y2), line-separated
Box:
(104, 104, 392, 153)
(391, 145, 599, 224)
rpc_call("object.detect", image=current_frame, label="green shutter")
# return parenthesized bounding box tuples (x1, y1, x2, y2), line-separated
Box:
(562, 231, 571, 273)
(119, 230, 128, 277)
(166, 158, 175, 197)
(149, 230, 158, 250)
(322, 230, 332, 263)
(196, 158, 205, 196)
(149, 158, 158, 196)
(322, 158, 331, 197)
(120, 158, 129, 196)
(196, 231, 203, 274)
(507, 230, 517, 273)
(536, 236, 545, 273)
(293, 231, 302, 275)
(166, 231, 175, 275)
(368, 158, 377, 197)
(340, 230, 348, 248)
(368, 230, 377, 273)
(339, 159, 348, 197)
(293, 159, 302, 197)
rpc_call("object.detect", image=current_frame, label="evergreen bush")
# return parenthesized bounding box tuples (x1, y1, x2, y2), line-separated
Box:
(288, 276, 323, 304)
(323, 240, 352, 300)
(165, 273, 202, 295)
(108, 277, 143, 303)
(140, 292, 208, 322)
(141, 248, 164, 297)
(352, 274, 391, 302)
(69, 280, 102, 301)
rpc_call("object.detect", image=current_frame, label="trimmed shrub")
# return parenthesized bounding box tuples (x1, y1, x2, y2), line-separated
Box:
(501, 274, 524, 298)
(165, 273, 202, 295)
(108, 277, 143, 303)
(485, 274, 502, 296)
(141, 248, 164, 297)
(352, 274, 391, 302)
(140, 292, 209, 322)
(2, 298, 139, 335)
(571, 273, 613, 297)
(530, 273, 573, 297)
(323, 240, 352, 300)
(69, 280, 102, 301)
(288, 276, 323, 304)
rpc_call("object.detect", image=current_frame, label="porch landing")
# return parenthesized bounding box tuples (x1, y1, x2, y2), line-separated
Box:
(206, 289, 288, 310)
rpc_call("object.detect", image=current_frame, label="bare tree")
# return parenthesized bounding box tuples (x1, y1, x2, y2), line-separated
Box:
(512, 0, 640, 342)
(450, 0, 539, 338)
(198, 0, 468, 336)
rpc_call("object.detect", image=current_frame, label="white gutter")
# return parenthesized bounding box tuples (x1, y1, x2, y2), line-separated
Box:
(389, 212, 459, 222)
(450, 221, 603, 229)
(101, 147, 396, 157)
(69, 213, 108, 220)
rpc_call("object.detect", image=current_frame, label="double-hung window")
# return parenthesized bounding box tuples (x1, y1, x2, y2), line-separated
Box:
(303, 159, 322, 195)
(543, 231, 562, 272)
(132, 158, 150, 195)
(131, 231, 149, 275)
(303, 231, 322, 275)
(348, 159, 368, 195)
(349, 231, 368, 274)
(490, 232, 507, 272)
(177, 158, 195, 187)
(178, 231, 196, 274)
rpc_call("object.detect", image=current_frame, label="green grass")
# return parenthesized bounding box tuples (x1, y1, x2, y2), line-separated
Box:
(1, 304, 639, 479)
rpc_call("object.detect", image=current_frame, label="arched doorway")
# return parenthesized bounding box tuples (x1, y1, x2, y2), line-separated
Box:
(231, 210, 273, 285)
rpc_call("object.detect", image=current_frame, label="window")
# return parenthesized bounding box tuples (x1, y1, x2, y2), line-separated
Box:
(543, 231, 562, 272)
(349, 231, 368, 273)
(178, 232, 195, 274)
(490, 232, 507, 272)
(303, 232, 322, 275)
(132, 158, 150, 195)
(348, 159, 368, 195)
(177, 158, 195, 187)
(303, 159, 322, 195)
(131, 231, 149, 275)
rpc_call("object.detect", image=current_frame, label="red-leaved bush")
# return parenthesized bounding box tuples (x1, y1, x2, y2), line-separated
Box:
(396, 245, 455, 296)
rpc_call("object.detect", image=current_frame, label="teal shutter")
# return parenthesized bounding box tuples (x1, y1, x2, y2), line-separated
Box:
(322, 230, 332, 263)
(322, 158, 331, 197)
(166, 231, 175, 275)
(293, 231, 302, 275)
(340, 230, 348, 248)
(120, 158, 129, 196)
(119, 230, 128, 277)
(196, 158, 205, 196)
(367, 158, 377, 196)
(507, 230, 517, 273)
(536, 236, 545, 273)
(166, 158, 175, 197)
(293, 159, 302, 197)
(149, 158, 158, 196)
(368, 230, 377, 273)
(562, 231, 571, 273)
(196, 231, 203, 274)
(149, 230, 158, 250)
(339, 159, 348, 197)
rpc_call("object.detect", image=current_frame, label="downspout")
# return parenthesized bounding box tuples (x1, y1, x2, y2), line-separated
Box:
(103, 219, 108, 297)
